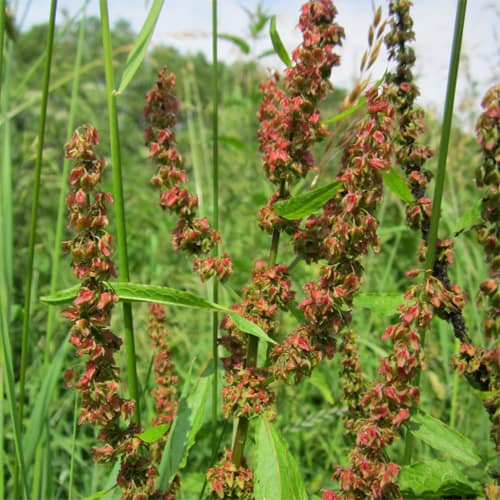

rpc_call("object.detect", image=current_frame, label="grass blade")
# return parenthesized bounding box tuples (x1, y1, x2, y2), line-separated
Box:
(114, 0, 164, 95)
(17, 4, 57, 497)
(157, 367, 211, 490)
(23, 339, 70, 468)
(270, 15, 291, 67)
(218, 33, 250, 54)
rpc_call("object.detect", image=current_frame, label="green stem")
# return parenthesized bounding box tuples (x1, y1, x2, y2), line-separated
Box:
(68, 393, 79, 500)
(231, 182, 285, 467)
(0, 0, 5, 97)
(99, 0, 140, 425)
(44, 7, 86, 369)
(421, 0, 466, 354)
(211, 0, 220, 458)
(404, 0, 467, 464)
(424, 0, 467, 273)
(449, 338, 460, 428)
(18, 0, 57, 468)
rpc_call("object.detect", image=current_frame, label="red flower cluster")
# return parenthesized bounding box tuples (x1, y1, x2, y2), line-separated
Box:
(257, 0, 344, 231)
(222, 365, 274, 419)
(384, 0, 433, 236)
(144, 68, 232, 282)
(271, 89, 395, 383)
(220, 262, 294, 415)
(62, 126, 158, 499)
(338, 329, 367, 435)
(207, 449, 253, 499)
(147, 304, 178, 466)
(455, 86, 500, 449)
(325, 274, 456, 499)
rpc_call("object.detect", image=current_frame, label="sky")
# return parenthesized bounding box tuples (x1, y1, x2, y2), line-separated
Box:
(19, 0, 500, 115)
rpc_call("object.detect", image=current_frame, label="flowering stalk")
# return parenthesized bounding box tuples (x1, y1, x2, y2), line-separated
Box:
(147, 304, 180, 497)
(454, 86, 500, 450)
(144, 68, 232, 283)
(271, 88, 395, 384)
(211, 1, 345, 482)
(147, 304, 178, 460)
(325, 265, 468, 499)
(62, 126, 158, 499)
(384, 0, 471, 344)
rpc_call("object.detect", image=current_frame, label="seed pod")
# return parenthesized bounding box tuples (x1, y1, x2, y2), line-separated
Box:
(360, 51, 368, 72)
(368, 25, 374, 46)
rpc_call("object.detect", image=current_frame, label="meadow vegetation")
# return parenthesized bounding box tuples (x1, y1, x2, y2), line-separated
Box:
(0, 0, 498, 498)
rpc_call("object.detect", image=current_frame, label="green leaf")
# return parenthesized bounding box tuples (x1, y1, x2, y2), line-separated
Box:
(322, 96, 367, 125)
(136, 423, 170, 443)
(399, 459, 482, 497)
(407, 411, 481, 466)
(309, 370, 334, 405)
(353, 292, 403, 316)
(82, 485, 117, 500)
(255, 417, 308, 500)
(257, 48, 275, 59)
(157, 367, 211, 490)
(114, 0, 164, 95)
(218, 135, 247, 150)
(453, 198, 482, 235)
(24, 339, 71, 467)
(273, 181, 342, 220)
(41, 282, 276, 344)
(269, 15, 291, 67)
(218, 33, 250, 54)
(382, 166, 414, 203)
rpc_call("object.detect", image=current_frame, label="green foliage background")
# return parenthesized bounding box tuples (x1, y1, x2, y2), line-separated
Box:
(3, 9, 497, 498)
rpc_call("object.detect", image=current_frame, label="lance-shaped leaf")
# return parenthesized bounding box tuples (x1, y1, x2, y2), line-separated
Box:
(406, 411, 481, 466)
(353, 292, 403, 316)
(322, 73, 385, 125)
(82, 485, 117, 500)
(114, 0, 164, 95)
(382, 166, 413, 203)
(218, 33, 250, 54)
(156, 367, 211, 490)
(270, 15, 291, 67)
(41, 282, 276, 344)
(23, 338, 71, 467)
(453, 197, 482, 235)
(273, 181, 342, 220)
(136, 423, 170, 444)
(322, 96, 367, 125)
(254, 417, 308, 500)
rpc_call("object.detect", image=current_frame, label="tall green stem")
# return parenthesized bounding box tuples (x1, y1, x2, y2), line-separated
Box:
(18, 0, 57, 436)
(0, 0, 5, 100)
(404, 0, 467, 465)
(14, 0, 56, 491)
(424, 0, 466, 273)
(211, 0, 220, 457)
(231, 181, 285, 466)
(99, 0, 140, 424)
